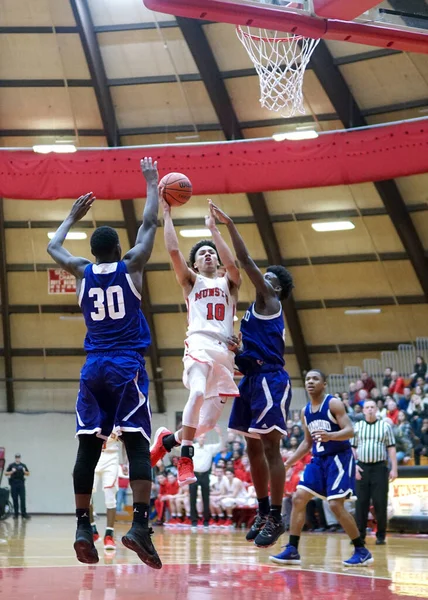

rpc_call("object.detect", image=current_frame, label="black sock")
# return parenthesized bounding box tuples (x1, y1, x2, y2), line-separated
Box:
(289, 535, 300, 550)
(162, 433, 180, 452)
(105, 527, 114, 538)
(270, 505, 282, 522)
(76, 508, 91, 527)
(181, 445, 194, 459)
(258, 496, 270, 516)
(352, 536, 365, 548)
(132, 503, 150, 527)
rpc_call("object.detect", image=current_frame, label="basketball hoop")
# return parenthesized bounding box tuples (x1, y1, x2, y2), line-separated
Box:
(236, 26, 320, 117)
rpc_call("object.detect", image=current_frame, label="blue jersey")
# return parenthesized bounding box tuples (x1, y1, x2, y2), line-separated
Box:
(239, 303, 285, 368)
(79, 261, 151, 353)
(304, 394, 350, 457)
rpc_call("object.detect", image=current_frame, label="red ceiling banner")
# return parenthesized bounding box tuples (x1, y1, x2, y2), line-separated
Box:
(1, 119, 428, 200)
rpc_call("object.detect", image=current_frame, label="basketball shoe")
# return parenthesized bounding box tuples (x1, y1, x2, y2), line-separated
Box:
(343, 547, 373, 567)
(254, 516, 285, 548)
(177, 457, 197, 486)
(246, 513, 268, 542)
(104, 535, 116, 550)
(150, 427, 173, 467)
(122, 523, 162, 570)
(269, 544, 301, 565)
(74, 525, 99, 564)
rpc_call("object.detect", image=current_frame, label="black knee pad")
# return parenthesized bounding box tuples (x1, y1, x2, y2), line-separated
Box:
(121, 432, 152, 482)
(73, 435, 103, 495)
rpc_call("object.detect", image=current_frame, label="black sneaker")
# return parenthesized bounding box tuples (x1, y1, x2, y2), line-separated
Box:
(246, 513, 268, 542)
(254, 516, 285, 548)
(74, 525, 99, 564)
(122, 523, 162, 570)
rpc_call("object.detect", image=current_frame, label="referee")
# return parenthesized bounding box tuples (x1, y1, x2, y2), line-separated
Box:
(351, 399, 397, 545)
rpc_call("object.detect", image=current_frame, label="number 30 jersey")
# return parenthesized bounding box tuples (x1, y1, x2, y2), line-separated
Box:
(79, 261, 151, 353)
(185, 274, 235, 344)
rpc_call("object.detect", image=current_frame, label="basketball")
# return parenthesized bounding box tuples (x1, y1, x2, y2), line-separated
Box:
(160, 172, 192, 207)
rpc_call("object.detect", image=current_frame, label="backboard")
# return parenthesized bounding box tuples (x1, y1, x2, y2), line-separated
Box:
(144, 0, 428, 54)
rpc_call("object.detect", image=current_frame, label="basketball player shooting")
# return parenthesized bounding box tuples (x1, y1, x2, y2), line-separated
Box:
(208, 203, 292, 548)
(269, 370, 374, 567)
(47, 157, 162, 569)
(151, 198, 241, 487)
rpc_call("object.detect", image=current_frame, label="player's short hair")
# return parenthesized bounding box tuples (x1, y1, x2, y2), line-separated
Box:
(90, 226, 119, 257)
(266, 265, 294, 300)
(189, 239, 220, 267)
(307, 369, 327, 382)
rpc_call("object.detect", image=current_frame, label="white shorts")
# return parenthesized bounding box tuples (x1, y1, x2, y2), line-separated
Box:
(93, 461, 119, 493)
(183, 334, 239, 400)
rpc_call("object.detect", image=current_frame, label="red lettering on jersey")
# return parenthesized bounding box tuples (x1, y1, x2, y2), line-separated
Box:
(209, 289, 215, 297)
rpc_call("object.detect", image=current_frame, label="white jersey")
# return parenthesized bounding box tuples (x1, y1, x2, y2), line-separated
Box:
(96, 434, 120, 471)
(186, 274, 235, 344)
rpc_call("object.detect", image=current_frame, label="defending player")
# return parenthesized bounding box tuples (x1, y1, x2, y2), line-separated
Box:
(151, 198, 241, 487)
(208, 202, 292, 548)
(47, 158, 161, 568)
(270, 370, 374, 567)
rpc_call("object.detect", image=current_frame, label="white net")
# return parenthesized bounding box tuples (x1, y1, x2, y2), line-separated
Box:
(236, 26, 320, 117)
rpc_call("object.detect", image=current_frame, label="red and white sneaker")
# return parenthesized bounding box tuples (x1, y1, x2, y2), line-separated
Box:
(181, 517, 192, 527)
(177, 457, 197, 486)
(223, 519, 233, 528)
(104, 535, 116, 550)
(93, 532, 100, 543)
(150, 427, 173, 467)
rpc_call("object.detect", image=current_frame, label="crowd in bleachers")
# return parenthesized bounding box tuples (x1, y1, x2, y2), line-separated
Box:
(147, 357, 428, 530)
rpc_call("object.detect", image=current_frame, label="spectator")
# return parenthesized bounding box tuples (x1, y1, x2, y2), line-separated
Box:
(217, 458, 227, 469)
(154, 473, 168, 523)
(394, 411, 414, 464)
(5, 454, 30, 520)
(387, 398, 400, 425)
(291, 410, 302, 425)
(210, 466, 225, 525)
(189, 427, 223, 528)
(407, 392, 428, 435)
(349, 382, 358, 406)
(219, 469, 245, 525)
(350, 404, 364, 422)
(398, 387, 412, 411)
(381, 386, 390, 399)
(213, 446, 232, 465)
(414, 418, 428, 465)
(376, 399, 387, 420)
(286, 419, 294, 437)
(389, 371, 405, 398)
(411, 355, 427, 387)
(361, 372, 376, 393)
(382, 367, 392, 388)
(116, 464, 130, 513)
(291, 425, 304, 444)
(370, 388, 381, 401)
(357, 389, 369, 405)
(163, 473, 180, 524)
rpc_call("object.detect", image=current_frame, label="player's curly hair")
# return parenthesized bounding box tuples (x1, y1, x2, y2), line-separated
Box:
(266, 265, 294, 301)
(189, 239, 220, 269)
(90, 226, 120, 257)
(307, 369, 327, 382)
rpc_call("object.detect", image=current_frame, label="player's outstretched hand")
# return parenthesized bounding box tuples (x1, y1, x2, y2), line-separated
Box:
(209, 200, 232, 225)
(159, 186, 171, 215)
(227, 332, 242, 354)
(140, 157, 159, 184)
(205, 201, 216, 231)
(69, 192, 95, 223)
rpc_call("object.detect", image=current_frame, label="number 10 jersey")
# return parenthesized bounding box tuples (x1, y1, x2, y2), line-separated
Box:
(185, 274, 235, 344)
(79, 261, 151, 352)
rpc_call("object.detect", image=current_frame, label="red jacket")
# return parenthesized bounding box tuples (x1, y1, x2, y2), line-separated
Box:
(389, 377, 405, 396)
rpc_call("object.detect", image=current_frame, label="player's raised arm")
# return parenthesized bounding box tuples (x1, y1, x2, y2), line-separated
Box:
(162, 196, 195, 294)
(47, 193, 94, 278)
(206, 200, 241, 290)
(123, 157, 159, 273)
(284, 408, 312, 469)
(209, 202, 273, 301)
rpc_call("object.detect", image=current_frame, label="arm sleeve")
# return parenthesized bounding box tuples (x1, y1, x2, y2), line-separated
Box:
(385, 423, 396, 447)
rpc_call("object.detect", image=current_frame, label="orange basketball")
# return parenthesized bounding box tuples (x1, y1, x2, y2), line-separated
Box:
(160, 172, 192, 207)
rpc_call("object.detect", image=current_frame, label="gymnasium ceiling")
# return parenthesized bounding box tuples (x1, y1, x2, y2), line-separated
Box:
(1, 0, 428, 412)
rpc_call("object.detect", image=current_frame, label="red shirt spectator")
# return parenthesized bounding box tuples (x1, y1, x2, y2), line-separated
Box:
(166, 478, 179, 496)
(389, 371, 405, 396)
(386, 398, 400, 425)
(361, 372, 376, 393)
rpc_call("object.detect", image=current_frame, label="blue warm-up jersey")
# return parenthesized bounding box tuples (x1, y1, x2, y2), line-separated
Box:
(304, 394, 350, 457)
(239, 303, 285, 368)
(79, 261, 151, 353)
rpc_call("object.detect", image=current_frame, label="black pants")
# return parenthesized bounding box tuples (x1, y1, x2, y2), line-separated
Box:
(189, 471, 210, 524)
(356, 461, 389, 540)
(11, 481, 27, 517)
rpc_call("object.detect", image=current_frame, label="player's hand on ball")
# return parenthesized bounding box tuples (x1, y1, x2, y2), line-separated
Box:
(312, 430, 331, 443)
(69, 192, 95, 222)
(140, 157, 158, 183)
(159, 187, 171, 214)
(209, 200, 232, 225)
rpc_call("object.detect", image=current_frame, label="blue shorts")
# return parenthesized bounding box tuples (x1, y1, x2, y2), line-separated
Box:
(297, 449, 355, 501)
(76, 351, 151, 442)
(228, 368, 291, 438)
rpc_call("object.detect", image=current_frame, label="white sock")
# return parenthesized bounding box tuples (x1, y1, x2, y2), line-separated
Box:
(181, 440, 193, 446)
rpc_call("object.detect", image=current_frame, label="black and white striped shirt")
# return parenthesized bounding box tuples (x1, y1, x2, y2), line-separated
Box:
(351, 419, 395, 463)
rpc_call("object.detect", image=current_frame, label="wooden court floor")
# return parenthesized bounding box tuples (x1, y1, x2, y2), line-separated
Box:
(0, 516, 427, 599)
